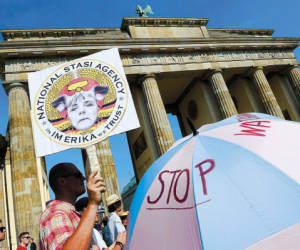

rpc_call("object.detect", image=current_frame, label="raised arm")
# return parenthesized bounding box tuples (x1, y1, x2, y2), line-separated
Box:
(62, 170, 105, 250)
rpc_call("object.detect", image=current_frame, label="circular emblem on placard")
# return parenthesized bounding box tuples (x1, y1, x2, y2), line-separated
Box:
(33, 59, 128, 147)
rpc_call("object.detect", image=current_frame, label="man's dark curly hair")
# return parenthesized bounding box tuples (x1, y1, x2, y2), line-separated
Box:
(49, 162, 76, 192)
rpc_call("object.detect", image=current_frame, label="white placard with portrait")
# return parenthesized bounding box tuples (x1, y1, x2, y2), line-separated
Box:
(28, 48, 140, 157)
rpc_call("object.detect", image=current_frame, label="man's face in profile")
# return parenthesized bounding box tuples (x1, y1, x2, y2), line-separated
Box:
(63, 165, 86, 196)
(0, 222, 6, 241)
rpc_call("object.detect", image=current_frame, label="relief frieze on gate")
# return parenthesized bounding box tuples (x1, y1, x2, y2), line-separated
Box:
(5, 56, 72, 73)
(3, 49, 294, 75)
(122, 49, 293, 66)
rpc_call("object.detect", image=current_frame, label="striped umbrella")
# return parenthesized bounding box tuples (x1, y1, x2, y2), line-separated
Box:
(127, 113, 300, 250)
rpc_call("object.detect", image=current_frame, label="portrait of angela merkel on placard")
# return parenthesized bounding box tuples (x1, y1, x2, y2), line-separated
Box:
(51, 78, 109, 131)
(45, 68, 117, 135)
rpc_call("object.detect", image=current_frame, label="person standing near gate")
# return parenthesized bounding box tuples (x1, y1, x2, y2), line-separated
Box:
(75, 197, 126, 250)
(107, 194, 125, 248)
(17, 232, 31, 250)
(119, 211, 129, 229)
(29, 237, 37, 250)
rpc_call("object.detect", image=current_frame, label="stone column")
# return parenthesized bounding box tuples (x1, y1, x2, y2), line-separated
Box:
(251, 67, 284, 119)
(140, 74, 175, 155)
(285, 65, 300, 102)
(208, 69, 238, 118)
(94, 139, 121, 208)
(7, 83, 43, 242)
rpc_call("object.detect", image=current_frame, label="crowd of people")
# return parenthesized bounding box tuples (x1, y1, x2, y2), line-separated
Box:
(0, 162, 129, 250)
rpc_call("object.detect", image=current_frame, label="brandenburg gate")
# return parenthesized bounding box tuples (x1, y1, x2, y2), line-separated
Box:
(0, 17, 299, 248)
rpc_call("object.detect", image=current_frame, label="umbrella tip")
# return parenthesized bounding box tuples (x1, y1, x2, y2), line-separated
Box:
(187, 118, 198, 136)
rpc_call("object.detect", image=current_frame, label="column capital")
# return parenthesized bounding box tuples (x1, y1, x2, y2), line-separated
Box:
(137, 73, 157, 85)
(202, 68, 222, 80)
(254, 66, 264, 70)
(282, 63, 300, 74)
(3, 80, 28, 95)
(245, 66, 264, 77)
(290, 63, 299, 68)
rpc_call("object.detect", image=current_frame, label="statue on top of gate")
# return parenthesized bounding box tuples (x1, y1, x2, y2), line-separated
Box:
(136, 5, 154, 17)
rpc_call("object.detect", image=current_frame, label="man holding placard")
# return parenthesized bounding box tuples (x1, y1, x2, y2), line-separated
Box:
(39, 163, 107, 250)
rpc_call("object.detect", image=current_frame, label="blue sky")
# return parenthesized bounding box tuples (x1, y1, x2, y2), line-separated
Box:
(0, 0, 299, 198)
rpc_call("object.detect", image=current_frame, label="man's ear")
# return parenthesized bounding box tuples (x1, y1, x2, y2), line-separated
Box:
(57, 176, 66, 187)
